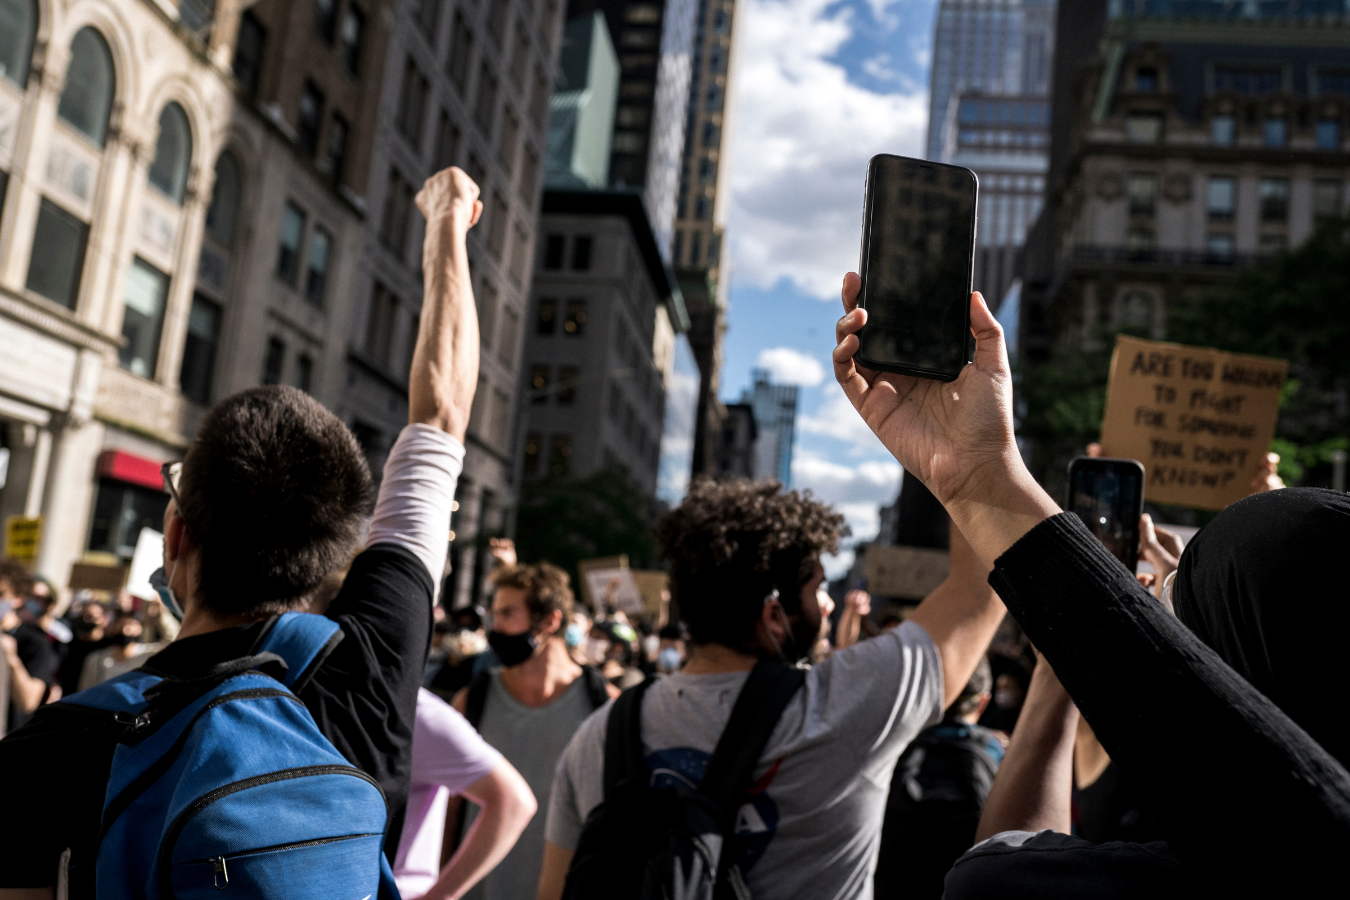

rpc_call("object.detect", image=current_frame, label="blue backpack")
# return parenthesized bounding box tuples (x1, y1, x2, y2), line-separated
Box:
(61, 611, 399, 899)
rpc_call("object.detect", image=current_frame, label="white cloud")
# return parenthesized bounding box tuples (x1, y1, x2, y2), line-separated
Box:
(791, 451, 901, 579)
(755, 347, 826, 387)
(726, 0, 929, 300)
(796, 391, 888, 456)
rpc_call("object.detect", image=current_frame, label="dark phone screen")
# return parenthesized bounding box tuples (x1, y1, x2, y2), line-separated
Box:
(1068, 461, 1143, 568)
(858, 155, 977, 376)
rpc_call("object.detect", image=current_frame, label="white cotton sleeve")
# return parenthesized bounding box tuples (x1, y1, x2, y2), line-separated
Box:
(366, 424, 465, 596)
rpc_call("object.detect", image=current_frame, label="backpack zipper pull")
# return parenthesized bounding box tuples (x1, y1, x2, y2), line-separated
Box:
(211, 856, 229, 890)
(112, 711, 152, 733)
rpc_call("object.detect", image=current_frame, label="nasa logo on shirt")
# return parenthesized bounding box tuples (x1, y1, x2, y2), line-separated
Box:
(645, 747, 783, 868)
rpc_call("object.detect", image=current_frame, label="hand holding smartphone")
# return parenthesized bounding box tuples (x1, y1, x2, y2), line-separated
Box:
(1066, 457, 1145, 571)
(856, 154, 979, 382)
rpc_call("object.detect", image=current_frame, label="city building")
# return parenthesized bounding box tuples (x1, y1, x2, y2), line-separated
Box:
(711, 401, 755, 480)
(518, 188, 688, 502)
(545, 12, 620, 189)
(564, 0, 700, 257)
(340, 0, 567, 607)
(1019, 0, 1350, 366)
(927, 0, 1056, 309)
(740, 369, 797, 485)
(674, 0, 740, 481)
(0, 0, 391, 583)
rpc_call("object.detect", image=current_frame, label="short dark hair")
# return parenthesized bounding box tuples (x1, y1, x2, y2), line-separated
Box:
(0, 558, 34, 599)
(490, 562, 574, 628)
(177, 386, 374, 618)
(656, 479, 847, 650)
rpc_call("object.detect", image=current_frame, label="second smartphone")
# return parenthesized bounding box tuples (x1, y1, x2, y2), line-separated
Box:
(856, 154, 979, 382)
(1066, 456, 1145, 571)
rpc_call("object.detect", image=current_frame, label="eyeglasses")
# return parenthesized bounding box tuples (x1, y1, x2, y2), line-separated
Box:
(162, 461, 183, 508)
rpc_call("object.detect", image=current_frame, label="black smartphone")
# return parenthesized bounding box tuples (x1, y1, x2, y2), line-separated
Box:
(1066, 457, 1146, 570)
(856, 154, 978, 382)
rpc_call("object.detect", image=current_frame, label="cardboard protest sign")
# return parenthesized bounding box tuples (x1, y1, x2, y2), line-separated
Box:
(863, 544, 950, 600)
(4, 515, 40, 562)
(1099, 335, 1287, 511)
(577, 555, 645, 616)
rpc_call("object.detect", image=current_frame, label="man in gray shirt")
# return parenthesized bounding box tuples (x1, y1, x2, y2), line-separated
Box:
(539, 479, 1007, 900)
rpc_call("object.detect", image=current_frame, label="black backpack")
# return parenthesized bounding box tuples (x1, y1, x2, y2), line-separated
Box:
(562, 660, 806, 900)
(463, 663, 610, 728)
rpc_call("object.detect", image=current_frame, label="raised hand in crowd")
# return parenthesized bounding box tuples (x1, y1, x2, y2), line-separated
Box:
(489, 537, 518, 569)
(835, 589, 871, 652)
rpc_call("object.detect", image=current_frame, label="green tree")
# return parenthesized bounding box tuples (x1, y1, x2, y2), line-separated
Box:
(514, 463, 660, 603)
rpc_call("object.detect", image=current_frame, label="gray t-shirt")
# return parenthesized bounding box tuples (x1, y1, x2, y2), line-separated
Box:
(546, 622, 943, 900)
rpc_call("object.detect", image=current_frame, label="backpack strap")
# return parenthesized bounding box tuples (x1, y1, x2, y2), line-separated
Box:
(580, 665, 611, 710)
(252, 611, 345, 693)
(602, 677, 655, 800)
(465, 670, 493, 730)
(697, 661, 806, 812)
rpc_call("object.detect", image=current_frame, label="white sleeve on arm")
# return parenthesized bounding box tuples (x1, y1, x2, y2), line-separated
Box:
(366, 424, 465, 595)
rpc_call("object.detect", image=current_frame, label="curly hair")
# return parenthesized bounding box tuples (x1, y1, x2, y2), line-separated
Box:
(656, 479, 847, 649)
(490, 562, 574, 628)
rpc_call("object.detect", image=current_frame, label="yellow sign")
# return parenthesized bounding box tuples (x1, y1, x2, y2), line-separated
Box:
(4, 516, 41, 562)
(1099, 335, 1288, 511)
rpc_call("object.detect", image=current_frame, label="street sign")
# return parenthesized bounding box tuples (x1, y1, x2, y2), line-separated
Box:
(863, 544, 950, 600)
(4, 515, 41, 562)
(1099, 335, 1287, 511)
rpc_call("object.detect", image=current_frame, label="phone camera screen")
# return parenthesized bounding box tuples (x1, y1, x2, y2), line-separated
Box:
(1070, 467, 1140, 564)
(859, 157, 977, 376)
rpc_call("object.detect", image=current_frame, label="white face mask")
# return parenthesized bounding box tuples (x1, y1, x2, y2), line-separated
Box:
(643, 634, 661, 658)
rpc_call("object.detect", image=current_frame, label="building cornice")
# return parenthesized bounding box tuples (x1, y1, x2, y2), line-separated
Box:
(0, 287, 121, 352)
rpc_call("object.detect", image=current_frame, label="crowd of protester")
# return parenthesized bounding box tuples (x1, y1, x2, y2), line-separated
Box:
(3, 162, 1349, 900)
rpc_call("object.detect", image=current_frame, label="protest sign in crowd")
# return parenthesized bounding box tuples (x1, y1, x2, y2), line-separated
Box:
(2, 166, 1347, 900)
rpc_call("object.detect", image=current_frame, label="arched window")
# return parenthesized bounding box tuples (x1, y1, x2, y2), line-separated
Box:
(205, 150, 242, 247)
(57, 27, 115, 146)
(0, 0, 36, 88)
(148, 102, 192, 204)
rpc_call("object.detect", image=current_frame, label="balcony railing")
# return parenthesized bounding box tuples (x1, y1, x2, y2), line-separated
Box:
(1110, 0, 1349, 18)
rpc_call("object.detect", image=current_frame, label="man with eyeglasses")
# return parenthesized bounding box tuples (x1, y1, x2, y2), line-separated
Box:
(0, 167, 484, 899)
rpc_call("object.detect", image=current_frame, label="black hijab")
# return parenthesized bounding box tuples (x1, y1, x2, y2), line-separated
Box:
(1173, 487, 1350, 766)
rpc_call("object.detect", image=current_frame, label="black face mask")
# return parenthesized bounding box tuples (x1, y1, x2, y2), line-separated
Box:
(487, 630, 539, 668)
(114, 632, 138, 648)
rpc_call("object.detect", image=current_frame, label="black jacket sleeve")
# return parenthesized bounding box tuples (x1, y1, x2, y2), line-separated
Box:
(990, 513, 1350, 892)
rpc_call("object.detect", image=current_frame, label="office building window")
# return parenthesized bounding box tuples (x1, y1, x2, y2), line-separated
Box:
(305, 226, 331, 307)
(397, 57, 430, 147)
(1262, 118, 1287, 148)
(548, 434, 571, 475)
(564, 299, 586, 335)
(1206, 233, 1234, 260)
(571, 235, 593, 271)
(206, 151, 242, 247)
(474, 63, 498, 136)
(1126, 226, 1154, 253)
(26, 199, 88, 308)
(699, 157, 717, 182)
(297, 81, 324, 156)
(434, 111, 460, 170)
(447, 12, 474, 92)
(417, 0, 442, 39)
(695, 195, 711, 220)
(120, 258, 169, 378)
(477, 278, 498, 346)
(672, 231, 684, 264)
(557, 366, 578, 405)
(319, 113, 348, 185)
(294, 354, 314, 393)
(179, 293, 221, 405)
(1135, 68, 1158, 92)
(1207, 176, 1235, 220)
(1211, 115, 1235, 146)
(379, 169, 414, 256)
(510, 22, 530, 87)
(530, 366, 549, 404)
(366, 283, 399, 365)
(87, 479, 168, 558)
(486, 0, 508, 40)
(262, 336, 285, 385)
(340, 5, 364, 75)
(708, 232, 721, 265)
(543, 234, 565, 269)
(1260, 178, 1289, 222)
(518, 143, 539, 203)
(531, 66, 549, 128)
(536, 298, 556, 334)
(1, 0, 37, 88)
(57, 27, 115, 147)
(523, 432, 542, 476)
(486, 192, 509, 258)
(1316, 120, 1341, 151)
(148, 103, 192, 205)
(1127, 173, 1158, 216)
(690, 231, 702, 264)
(1258, 233, 1286, 255)
(498, 304, 520, 366)
(498, 107, 519, 173)
(492, 387, 511, 448)
(703, 120, 720, 147)
(1214, 66, 1281, 94)
(1314, 180, 1343, 218)
(1124, 114, 1162, 144)
(232, 11, 266, 95)
(276, 202, 305, 283)
(315, 0, 338, 42)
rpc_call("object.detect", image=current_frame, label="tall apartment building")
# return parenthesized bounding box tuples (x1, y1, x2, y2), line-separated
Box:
(342, 0, 567, 607)
(565, 0, 699, 257)
(740, 369, 797, 486)
(927, 0, 1056, 309)
(0, 0, 390, 584)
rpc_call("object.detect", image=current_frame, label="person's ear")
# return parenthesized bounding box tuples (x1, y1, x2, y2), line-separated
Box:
(543, 608, 563, 637)
(758, 599, 789, 644)
(164, 512, 189, 562)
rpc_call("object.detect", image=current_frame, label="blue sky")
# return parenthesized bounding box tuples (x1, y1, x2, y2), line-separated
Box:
(719, 0, 940, 568)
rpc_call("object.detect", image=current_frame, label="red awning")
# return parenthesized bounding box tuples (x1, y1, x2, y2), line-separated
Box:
(96, 450, 166, 492)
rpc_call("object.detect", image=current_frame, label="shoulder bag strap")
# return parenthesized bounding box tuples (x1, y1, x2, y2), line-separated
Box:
(602, 678, 654, 801)
(698, 660, 806, 812)
(465, 670, 493, 730)
(581, 665, 612, 710)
